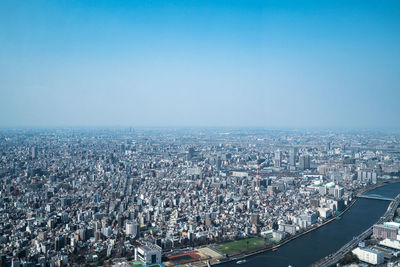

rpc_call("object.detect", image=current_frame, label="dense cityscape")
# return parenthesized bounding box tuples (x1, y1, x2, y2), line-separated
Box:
(1, 128, 400, 267)
(2, 0, 400, 266)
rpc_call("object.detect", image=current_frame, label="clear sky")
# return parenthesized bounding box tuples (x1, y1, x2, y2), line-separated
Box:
(1, 0, 400, 128)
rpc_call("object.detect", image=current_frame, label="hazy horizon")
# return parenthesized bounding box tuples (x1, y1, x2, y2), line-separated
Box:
(1, 0, 400, 128)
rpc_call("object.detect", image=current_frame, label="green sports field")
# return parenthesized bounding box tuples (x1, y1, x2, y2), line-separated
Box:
(214, 237, 266, 255)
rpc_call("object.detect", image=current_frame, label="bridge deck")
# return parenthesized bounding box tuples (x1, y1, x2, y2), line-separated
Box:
(356, 194, 395, 201)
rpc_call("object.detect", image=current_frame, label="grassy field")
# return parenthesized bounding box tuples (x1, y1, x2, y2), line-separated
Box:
(214, 237, 266, 255)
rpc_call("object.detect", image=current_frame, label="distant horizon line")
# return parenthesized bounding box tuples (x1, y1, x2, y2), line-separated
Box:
(0, 125, 400, 131)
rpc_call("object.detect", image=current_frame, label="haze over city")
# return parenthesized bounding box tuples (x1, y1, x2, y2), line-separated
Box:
(1, 0, 400, 128)
(2, 2, 400, 267)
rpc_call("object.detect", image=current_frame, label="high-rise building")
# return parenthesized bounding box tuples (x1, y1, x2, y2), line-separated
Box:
(126, 221, 140, 237)
(11, 258, 20, 267)
(299, 155, 310, 170)
(299, 213, 318, 225)
(126, 221, 135, 236)
(79, 228, 87, 241)
(187, 147, 195, 160)
(217, 195, 223, 204)
(205, 213, 212, 226)
(55, 236, 64, 251)
(274, 150, 281, 168)
(247, 199, 254, 210)
(289, 148, 297, 167)
(216, 156, 222, 170)
(31, 147, 36, 159)
(334, 186, 344, 199)
(251, 214, 259, 225)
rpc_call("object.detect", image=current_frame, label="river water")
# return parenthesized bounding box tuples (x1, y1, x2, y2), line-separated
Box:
(220, 182, 400, 267)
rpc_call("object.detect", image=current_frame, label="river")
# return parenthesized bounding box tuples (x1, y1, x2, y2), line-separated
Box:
(220, 182, 400, 267)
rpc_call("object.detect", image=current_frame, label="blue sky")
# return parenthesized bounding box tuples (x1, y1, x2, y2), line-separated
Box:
(1, 0, 400, 128)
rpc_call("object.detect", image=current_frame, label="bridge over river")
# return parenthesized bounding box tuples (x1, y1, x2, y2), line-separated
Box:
(356, 193, 395, 201)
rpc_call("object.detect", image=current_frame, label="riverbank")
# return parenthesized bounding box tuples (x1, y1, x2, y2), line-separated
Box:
(167, 181, 395, 267)
(209, 181, 397, 266)
(213, 202, 357, 266)
(311, 191, 400, 267)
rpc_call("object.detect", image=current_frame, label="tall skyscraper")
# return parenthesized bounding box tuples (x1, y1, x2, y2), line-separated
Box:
(55, 236, 64, 251)
(274, 150, 281, 168)
(289, 147, 297, 167)
(326, 142, 331, 151)
(334, 186, 344, 199)
(31, 147, 36, 159)
(216, 156, 222, 170)
(299, 155, 310, 170)
(187, 147, 195, 160)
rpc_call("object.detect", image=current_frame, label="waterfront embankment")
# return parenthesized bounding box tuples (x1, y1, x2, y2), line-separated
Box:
(215, 181, 400, 267)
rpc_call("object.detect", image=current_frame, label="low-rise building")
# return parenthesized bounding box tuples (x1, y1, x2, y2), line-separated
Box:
(379, 238, 400, 250)
(352, 247, 384, 265)
(135, 244, 162, 265)
(373, 224, 398, 240)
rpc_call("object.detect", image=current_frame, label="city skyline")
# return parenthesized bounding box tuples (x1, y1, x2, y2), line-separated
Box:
(1, 127, 400, 266)
(1, 0, 400, 128)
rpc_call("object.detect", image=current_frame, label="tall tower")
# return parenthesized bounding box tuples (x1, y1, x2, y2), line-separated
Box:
(289, 147, 297, 167)
(254, 164, 261, 190)
(216, 156, 222, 170)
(31, 147, 36, 159)
(274, 150, 281, 168)
(187, 147, 195, 160)
(299, 155, 310, 170)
